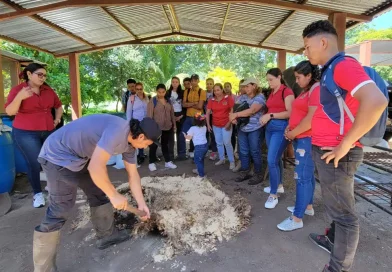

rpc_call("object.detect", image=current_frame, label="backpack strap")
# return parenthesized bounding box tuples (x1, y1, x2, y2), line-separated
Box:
(129, 94, 135, 120)
(153, 96, 157, 108)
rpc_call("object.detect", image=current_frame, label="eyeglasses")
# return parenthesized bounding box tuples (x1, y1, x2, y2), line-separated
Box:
(34, 72, 47, 79)
(135, 88, 143, 91)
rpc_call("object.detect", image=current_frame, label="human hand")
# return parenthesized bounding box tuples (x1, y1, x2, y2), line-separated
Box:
(137, 203, 151, 221)
(285, 130, 295, 141)
(321, 141, 354, 168)
(284, 125, 290, 135)
(260, 114, 271, 125)
(229, 112, 237, 122)
(109, 192, 128, 211)
(224, 123, 232, 131)
(207, 125, 212, 132)
(231, 119, 238, 125)
(54, 119, 60, 127)
(17, 86, 33, 100)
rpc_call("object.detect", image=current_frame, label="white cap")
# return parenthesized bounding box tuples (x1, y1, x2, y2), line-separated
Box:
(240, 77, 260, 86)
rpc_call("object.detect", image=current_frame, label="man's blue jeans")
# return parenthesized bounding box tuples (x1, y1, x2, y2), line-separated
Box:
(292, 137, 315, 219)
(238, 128, 263, 173)
(265, 119, 289, 195)
(213, 126, 234, 163)
(194, 143, 208, 177)
(12, 128, 52, 194)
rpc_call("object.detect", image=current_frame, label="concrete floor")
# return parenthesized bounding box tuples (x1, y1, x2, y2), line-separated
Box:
(1, 159, 391, 272)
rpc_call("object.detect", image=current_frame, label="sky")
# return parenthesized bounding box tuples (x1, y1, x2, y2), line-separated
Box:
(369, 9, 392, 29)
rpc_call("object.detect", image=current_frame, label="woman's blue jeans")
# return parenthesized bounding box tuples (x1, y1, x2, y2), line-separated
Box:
(292, 137, 315, 219)
(266, 119, 289, 195)
(213, 126, 234, 163)
(238, 128, 263, 173)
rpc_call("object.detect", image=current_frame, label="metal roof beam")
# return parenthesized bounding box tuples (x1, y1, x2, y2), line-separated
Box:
(0, 0, 95, 47)
(220, 3, 230, 39)
(0, 0, 372, 23)
(100, 7, 137, 39)
(0, 34, 53, 54)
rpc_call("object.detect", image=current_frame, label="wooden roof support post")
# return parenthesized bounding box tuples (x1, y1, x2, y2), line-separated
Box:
(359, 41, 372, 66)
(329, 12, 347, 52)
(0, 52, 5, 114)
(278, 50, 287, 71)
(69, 53, 82, 120)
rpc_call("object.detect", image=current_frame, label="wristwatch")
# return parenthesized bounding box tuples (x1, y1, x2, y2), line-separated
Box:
(270, 113, 274, 119)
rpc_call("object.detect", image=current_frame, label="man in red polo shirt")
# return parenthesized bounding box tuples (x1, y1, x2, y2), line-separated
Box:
(302, 21, 388, 272)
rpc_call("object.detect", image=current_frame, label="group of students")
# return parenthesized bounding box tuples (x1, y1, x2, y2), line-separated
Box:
(4, 19, 389, 272)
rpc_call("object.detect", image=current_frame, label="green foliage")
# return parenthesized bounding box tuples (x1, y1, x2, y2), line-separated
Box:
(207, 67, 240, 93)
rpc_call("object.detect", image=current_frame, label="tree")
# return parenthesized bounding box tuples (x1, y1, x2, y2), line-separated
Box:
(207, 67, 240, 93)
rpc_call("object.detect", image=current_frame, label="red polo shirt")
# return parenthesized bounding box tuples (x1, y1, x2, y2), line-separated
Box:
(207, 95, 234, 127)
(5, 82, 62, 131)
(266, 84, 294, 114)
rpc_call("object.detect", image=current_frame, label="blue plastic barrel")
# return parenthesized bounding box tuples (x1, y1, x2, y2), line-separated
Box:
(0, 116, 28, 174)
(0, 131, 15, 193)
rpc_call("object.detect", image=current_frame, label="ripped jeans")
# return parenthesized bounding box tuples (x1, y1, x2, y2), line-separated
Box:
(292, 137, 315, 219)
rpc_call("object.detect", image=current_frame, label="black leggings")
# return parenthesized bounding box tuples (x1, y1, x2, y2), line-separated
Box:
(149, 129, 175, 163)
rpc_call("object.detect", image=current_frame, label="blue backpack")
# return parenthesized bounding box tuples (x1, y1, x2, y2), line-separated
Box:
(322, 52, 389, 146)
(152, 96, 170, 108)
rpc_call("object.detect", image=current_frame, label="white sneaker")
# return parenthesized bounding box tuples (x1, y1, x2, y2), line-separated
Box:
(229, 162, 236, 170)
(264, 186, 284, 194)
(277, 217, 303, 231)
(149, 163, 157, 172)
(192, 169, 199, 175)
(33, 193, 45, 208)
(189, 152, 194, 158)
(287, 206, 315, 216)
(215, 159, 225, 166)
(209, 152, 218, 161)
(265, 196, 278, 209)
(165, 161, 177, 169)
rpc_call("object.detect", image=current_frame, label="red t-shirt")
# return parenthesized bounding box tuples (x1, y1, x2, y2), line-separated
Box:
(266, 85, 294, 114)
(311, 58, 373, 147)
(207, 95, 234, 127)
(5, 82, 62, 131)
(289, 84, 320, 138)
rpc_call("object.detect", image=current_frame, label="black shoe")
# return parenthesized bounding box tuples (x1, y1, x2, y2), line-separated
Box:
(175, 155, 188, 161)
(248, 174, 263, 185)
(235, 173, 253, 183)
(137, 157, 144, 165)
(308, 233, 333, 253)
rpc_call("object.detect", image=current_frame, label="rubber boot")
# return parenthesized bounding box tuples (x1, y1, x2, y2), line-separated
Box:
(33, 230, 60, 272)
(90, 203, 130, 250)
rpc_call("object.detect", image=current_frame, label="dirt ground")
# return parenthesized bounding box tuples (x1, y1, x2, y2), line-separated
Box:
(1, 157, 392, 272)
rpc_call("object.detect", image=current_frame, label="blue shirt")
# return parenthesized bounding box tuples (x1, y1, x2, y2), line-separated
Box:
(39, 114, 136, 172)
(126, 95, 148, 121)
(237, 94, 266, 132)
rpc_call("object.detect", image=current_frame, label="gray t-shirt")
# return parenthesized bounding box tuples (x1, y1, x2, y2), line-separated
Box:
(39, 114, 136, 172)
(237, 94, 266, 132)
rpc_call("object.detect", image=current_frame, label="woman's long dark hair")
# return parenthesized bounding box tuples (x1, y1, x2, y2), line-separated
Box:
(294, 61, 320, 91)
(19, 63, 46, 82)
(166, 76, 184, 100)
(266, 68, 287, 85)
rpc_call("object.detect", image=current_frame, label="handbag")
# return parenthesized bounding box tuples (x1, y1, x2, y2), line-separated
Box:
(233, 101, 250, 128)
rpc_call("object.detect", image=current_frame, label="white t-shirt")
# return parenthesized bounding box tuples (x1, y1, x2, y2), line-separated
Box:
(170, 91, 183, 113)
(187, 126, 207, 146)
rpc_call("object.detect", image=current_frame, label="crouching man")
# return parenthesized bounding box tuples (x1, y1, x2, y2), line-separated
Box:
(33, 114, 161, 272)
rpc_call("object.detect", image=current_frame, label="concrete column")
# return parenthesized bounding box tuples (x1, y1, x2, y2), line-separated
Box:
(69, 53, 82, 120)
(329, 12, 347, 52)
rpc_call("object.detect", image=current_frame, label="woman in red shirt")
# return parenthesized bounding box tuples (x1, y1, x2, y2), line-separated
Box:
(277, 61, 320, 231)
(206, 83, 235, 169)
(5, 63, 63, 208)
(260, 68, 295, 209)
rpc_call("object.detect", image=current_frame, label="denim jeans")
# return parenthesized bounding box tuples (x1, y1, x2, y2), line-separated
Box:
(265, 119, 289, 195)
(312, 146, 363, 272)
(12, 128, 53, 194)
(182, 117, 195, 152)
(213, 126, 234, 162)
(37, 158, 109, 232)
(292, 137, 315, 219)
(238, 128, 263, 173)
(194, 143, 208, 177)
(175, 112, 186, 157)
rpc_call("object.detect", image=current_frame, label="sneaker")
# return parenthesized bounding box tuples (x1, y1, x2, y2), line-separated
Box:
(264, 186, 284, 194)
(175, 155, 188, 161)
(209, 152, 218, 161)
(277, 217, 303, 231)
(287, 206, 315, 216)
(165, 161, 177, 169)
(148, 163, 157, 172)
(265, 196, 278, 209)
(215, 159, 225, 166)
(308, 233, 333, 254)
(33, 193, 45, 208)
(232, 162, 242, 172)
(192, 169, 199, 175)
(229, 162, 236, 170)
(189, 152, 194, 158)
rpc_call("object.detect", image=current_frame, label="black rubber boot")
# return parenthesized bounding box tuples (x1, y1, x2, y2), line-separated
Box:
(33, 229, 60, 272)
(90, 203, 130, 250)
(248, 173, 263, 185)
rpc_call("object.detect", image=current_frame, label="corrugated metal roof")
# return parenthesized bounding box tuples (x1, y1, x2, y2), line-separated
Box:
(0, 1, 390, 55)
(1, 49, 47, 65)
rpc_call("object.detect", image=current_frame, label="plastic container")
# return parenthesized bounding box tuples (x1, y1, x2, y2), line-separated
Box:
(0, 115, 28, 174)
(0, 131, 15, 193)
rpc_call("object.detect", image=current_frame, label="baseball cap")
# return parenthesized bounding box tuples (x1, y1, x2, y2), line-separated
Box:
(191, 74, 199, 80)
(240, 77, 260, 86)
(140, 117, 161, 146)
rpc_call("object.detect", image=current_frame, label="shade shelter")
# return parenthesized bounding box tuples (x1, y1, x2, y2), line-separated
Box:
(345, 40, 392, 66)
(0, 0, 391, 119)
